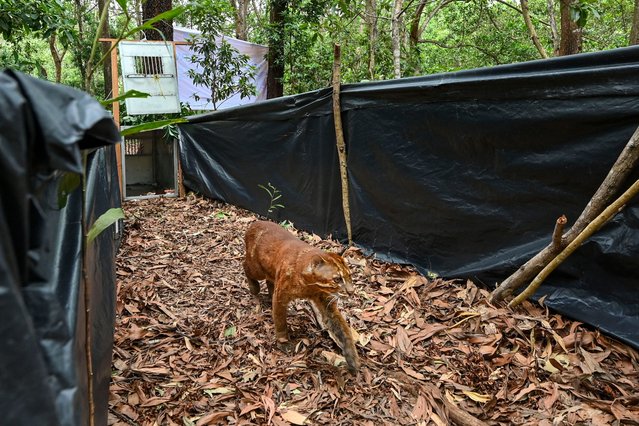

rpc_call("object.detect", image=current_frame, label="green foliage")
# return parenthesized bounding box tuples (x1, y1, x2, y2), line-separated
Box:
(224, 325, 237, 337)
(57, 172, 82, 209)
(185, 0, 256, 110)
(187, 36, 256, 109)
(571, 0, 600, 28)
(1, 0, 638, 97)
(120, 118, 188, 136)
(258, 182, 285, 215)
(0, 0, 68, 40)
(100, 89, 150, 106)
(0, 38, 50, 78)
(87, 208, 125, 243)
(188, 0, 256, 109)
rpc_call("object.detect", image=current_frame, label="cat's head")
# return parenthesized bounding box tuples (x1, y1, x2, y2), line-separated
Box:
(304, 252, 354, 295)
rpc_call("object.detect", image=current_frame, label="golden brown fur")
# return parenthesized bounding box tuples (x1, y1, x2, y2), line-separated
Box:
(243, 220, 359, 373)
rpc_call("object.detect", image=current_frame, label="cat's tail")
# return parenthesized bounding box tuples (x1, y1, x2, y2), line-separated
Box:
(312, 298, 360, 374)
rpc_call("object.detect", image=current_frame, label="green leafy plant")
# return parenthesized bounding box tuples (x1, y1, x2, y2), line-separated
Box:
(258, 182, 285, 216)
(187, 35, 256, 109)
(87, 208, 125, 243)
(571, 0, 600, 28)
(185, 0, 256, 110)
(279, 219, 294, 229)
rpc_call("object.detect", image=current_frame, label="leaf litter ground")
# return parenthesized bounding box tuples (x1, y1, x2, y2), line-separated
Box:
(109, 196, 639, 426)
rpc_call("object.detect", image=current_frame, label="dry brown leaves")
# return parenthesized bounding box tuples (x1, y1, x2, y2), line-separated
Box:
(109, 196, 639, 426)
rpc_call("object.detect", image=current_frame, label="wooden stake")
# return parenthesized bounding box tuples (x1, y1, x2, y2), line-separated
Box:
(332, 44, 353, 245)
(106, 40, 124, 200)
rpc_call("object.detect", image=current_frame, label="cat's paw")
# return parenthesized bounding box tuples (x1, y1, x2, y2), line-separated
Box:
(276, 339, 295, 354)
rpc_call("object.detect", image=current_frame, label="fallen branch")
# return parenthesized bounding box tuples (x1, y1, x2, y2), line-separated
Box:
(552, 215, 567, 247)
(490, 125, 639, 303)
(388, 371, 488, 426)
(508, 178, 639, 308)
(443, 398, 490, 426)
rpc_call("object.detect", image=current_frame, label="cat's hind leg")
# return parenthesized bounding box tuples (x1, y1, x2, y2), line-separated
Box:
(243, 261, 261, 295)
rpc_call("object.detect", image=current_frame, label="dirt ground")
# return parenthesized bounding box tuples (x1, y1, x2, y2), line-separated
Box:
(108, 196, 639, 426)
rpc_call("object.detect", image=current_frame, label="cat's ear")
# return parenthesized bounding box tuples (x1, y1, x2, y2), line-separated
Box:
(304, 255, 330, 278)
(307, 255, 325, 272)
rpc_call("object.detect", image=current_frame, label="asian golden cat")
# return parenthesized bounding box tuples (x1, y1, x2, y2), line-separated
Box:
(243, 220, 359, 374)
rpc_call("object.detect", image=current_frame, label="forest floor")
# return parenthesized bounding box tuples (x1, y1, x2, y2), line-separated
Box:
(108, 196, 639, 426)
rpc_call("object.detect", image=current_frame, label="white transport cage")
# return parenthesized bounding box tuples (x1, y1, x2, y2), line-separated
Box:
(118, 41, 181, 115)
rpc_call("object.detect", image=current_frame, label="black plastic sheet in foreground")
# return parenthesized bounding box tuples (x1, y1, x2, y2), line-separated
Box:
(178, 46, 639, 349)
(0, 70, 121, 425)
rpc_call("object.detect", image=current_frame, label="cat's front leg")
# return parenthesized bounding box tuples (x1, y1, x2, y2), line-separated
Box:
(272, 289, 293, 351)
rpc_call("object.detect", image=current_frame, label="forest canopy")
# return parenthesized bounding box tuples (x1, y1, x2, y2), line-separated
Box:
(0, 0, 636, 98)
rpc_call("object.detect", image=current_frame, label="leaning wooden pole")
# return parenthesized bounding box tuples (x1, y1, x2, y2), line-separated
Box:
(509, 178, 639, 308)
(490, 125, 639, 304)
(332, 43, 353, 245)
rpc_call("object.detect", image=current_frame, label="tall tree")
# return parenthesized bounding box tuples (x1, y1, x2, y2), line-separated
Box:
(230, 0, 250, 40)
(391, 0, 404, 79)
(558, 0, 582, 55)
(98, 0, 112, 99)
(630, 0, 639, 45)
(143, 0, 173, 40)
(267, 0, 286, 98)
(546, 0, 560, 54)
(365, 0, 378, 79)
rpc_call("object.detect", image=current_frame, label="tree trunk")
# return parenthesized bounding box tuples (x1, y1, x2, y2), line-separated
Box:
(546, 0, 560, 55)
(365, 0, 378, 79)
(73, 0, 88, 90)
(490, 125, 639, 304)
(409, 0, 427, 45)
(630, 0, 639, 45)
(520, 0, 548, 58)
(409, 0, 455, 44)
(558, 0, 581, 55)
(392, 0, 404, 79)
(267, 0, 286, 98)
(230, 0, 250, 40)
(98, 0, 112, 99)
(49, 35, 64, 83)
(142, 0, 173, 41)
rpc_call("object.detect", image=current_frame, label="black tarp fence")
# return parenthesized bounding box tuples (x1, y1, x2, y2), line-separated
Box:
(179, 46, 639, 350)
(0, 70, 121, 425)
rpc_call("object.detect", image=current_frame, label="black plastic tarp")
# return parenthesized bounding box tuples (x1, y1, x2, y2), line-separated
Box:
(178, 46, 639, 349)
(0, 70, 121, 425)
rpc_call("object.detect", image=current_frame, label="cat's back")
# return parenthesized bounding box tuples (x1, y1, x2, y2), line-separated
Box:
(245, 220, 307, 254)
(246, 220, 294, 243)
